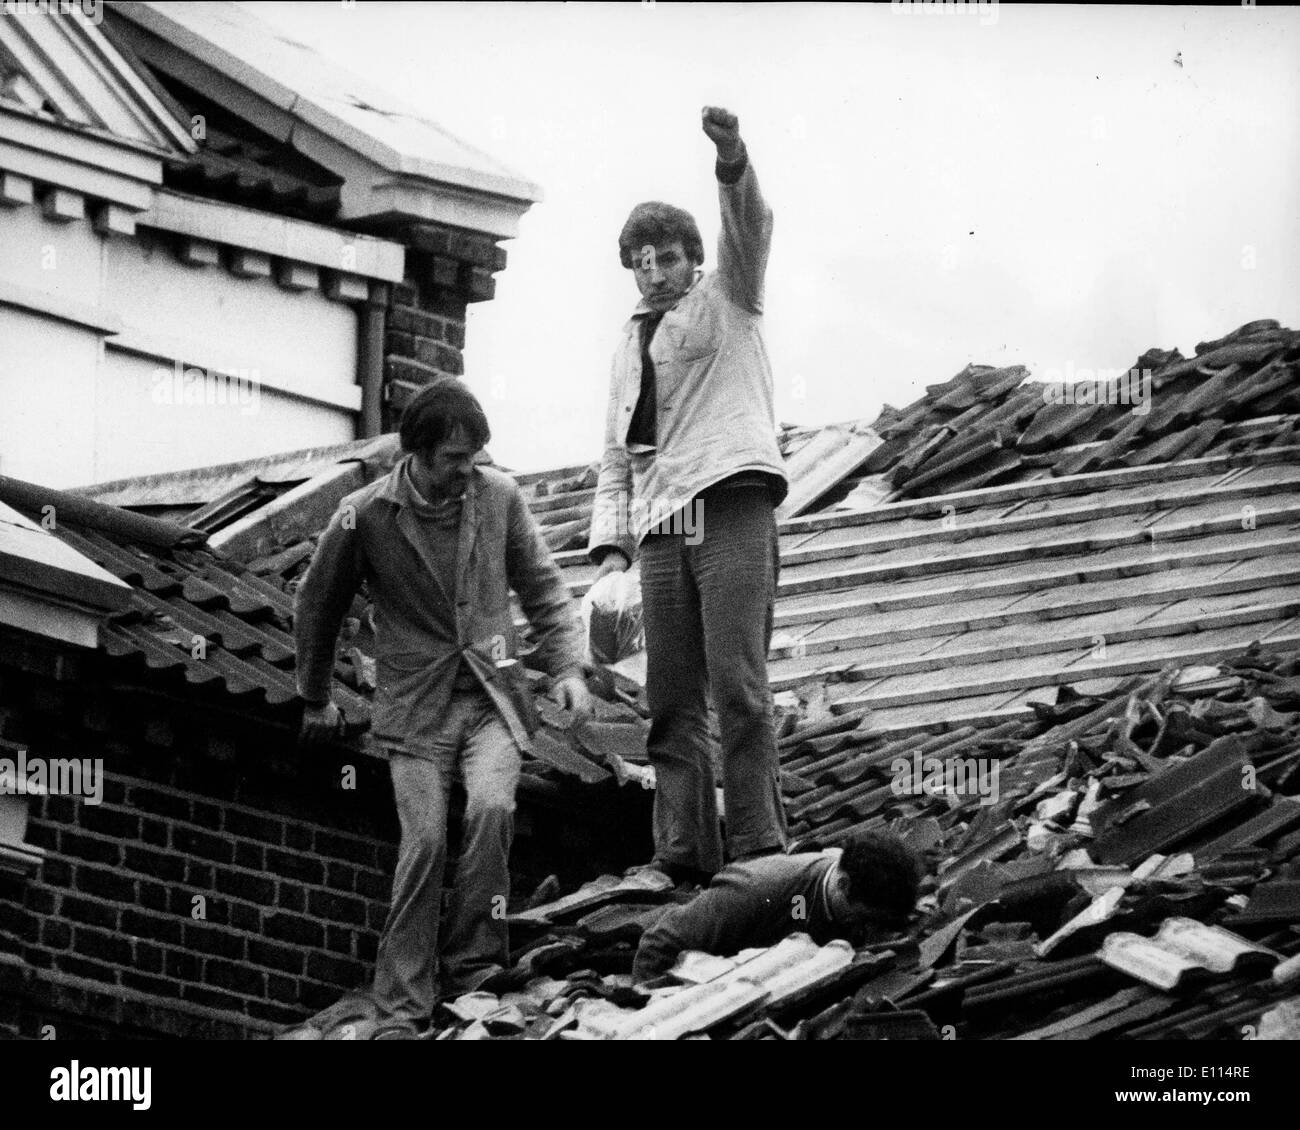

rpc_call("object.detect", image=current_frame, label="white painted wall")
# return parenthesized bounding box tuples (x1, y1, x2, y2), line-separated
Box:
(1, 309, 101, 486)
(94, 348, 353, 483)
(0, 203, 359, 487)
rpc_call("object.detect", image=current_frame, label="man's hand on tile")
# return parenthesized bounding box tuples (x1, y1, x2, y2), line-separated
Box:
(300, 699, 343, 746)
(553, 675, 594, 720)
(594, 550, 630, 580)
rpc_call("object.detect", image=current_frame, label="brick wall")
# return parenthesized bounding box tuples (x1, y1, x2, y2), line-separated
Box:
(0, 655, 400, 1039)
(0, 642, 647, 1040)
(381, 221, 507, 428)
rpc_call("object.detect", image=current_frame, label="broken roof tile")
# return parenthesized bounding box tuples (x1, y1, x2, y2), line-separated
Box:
(1091, 736, 1257, 865)
(1099, 919, 1278, 990)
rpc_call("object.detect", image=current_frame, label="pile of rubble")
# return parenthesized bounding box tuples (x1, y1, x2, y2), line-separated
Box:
(279, 640, 1300, 1040)
(801, 317, 1300, 506)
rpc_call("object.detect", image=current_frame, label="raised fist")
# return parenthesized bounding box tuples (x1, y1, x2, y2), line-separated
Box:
(701, 106, 743, 161)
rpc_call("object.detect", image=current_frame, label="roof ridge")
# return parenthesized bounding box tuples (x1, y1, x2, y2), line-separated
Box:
(0, 475, 207, 551)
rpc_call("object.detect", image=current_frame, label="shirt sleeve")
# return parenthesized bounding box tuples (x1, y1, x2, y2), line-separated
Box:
(293, 501, 365, 704)
(632, 875, 771, 982)
(505, 482, 585, 682)
(587, 351, 637, 565)
(715, 153, 773, 315)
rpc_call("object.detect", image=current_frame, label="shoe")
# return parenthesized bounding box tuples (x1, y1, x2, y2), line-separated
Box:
(372, 1021, 422, 1040)
(625, 859, 713, 888)
(473, 966, 529, 996)
(439, 962, 508, 1000)
(274, 1024, 322, 1041)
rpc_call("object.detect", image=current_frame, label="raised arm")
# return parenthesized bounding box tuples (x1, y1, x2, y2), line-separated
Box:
(704, 106, 773, 315)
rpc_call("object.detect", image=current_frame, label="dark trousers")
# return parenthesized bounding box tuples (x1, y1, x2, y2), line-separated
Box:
(638, 483, 789, 874)
(371, 690, 520, 1021)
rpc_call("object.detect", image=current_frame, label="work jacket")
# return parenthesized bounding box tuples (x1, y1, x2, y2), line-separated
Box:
(294, 457, 584, 757)
(588, 157, 789, 564)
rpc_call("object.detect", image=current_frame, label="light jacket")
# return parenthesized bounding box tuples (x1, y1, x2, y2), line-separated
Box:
(294, 457, 585, 757)
(588, 157, 789, 564)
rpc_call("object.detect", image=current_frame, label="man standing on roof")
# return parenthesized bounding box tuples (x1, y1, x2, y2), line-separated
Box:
(295, 380, 592, 1037)
(588, 107, 790, 884)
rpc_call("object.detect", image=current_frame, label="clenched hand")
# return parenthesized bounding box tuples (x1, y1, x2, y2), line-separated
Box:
(701, 106, 743, 163)
(553, 675, 594, 720)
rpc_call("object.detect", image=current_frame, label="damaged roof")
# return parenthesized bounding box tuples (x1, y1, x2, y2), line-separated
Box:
(278, 636, 1300, 1041)
(60, 316, 1300, 801)
(24, 317, 1300, 1039)
(0, 467, 636, 798)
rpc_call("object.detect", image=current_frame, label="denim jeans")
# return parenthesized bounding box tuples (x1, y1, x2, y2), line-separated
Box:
(371, 689, 521, 1022)
(638, 483, 789, 874)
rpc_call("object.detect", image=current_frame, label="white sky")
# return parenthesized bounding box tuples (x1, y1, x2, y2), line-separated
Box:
(250, 1, 1300, 473)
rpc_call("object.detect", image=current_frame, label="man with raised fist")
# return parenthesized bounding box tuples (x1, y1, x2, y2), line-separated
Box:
(588, 107, 790, 884)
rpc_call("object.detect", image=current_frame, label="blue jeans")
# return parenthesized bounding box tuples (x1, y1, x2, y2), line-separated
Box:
(371, 689, 521, 1022)
(638, 484, 789, 874)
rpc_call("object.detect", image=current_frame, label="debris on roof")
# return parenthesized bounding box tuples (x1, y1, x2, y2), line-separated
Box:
(495, 318, 1300, 549)
(27, 316, 1300, 1040)
(273, 638, 1300, 1040)
(809, 319, 1297, 508)
(0, 472, 639, 799)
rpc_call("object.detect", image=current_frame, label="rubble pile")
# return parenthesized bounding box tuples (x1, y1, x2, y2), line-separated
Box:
(279, 640, 1300, 1040)
(821, 318, 1300, 505)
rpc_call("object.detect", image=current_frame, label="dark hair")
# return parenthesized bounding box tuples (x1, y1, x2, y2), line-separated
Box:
(398, 379, 491, 453)
(838, 832, 923, 926)
(618, 201, 704, 269)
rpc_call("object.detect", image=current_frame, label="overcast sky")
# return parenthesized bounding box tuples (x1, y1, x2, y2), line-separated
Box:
(250, 1, 1300, 473)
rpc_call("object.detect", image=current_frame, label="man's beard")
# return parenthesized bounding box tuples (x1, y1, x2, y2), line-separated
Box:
(429, 476, 466, 500)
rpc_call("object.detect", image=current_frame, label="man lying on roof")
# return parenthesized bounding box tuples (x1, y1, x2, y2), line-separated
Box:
(632, 832, 923, 982)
